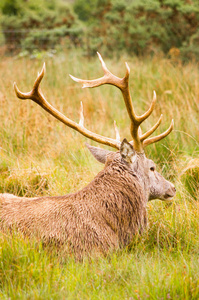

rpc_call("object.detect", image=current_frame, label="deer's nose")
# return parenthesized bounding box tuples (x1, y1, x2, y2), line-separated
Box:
(171, 184, 176, 194)
(165, 184, 176, 199)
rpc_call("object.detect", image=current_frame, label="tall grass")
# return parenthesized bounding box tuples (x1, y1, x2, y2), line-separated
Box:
(0, 51, 199, 299)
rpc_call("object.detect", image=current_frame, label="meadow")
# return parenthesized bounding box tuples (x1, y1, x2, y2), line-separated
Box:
(0, 51, 199, 299)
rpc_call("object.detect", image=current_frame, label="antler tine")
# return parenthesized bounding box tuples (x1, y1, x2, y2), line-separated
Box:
(14, 62, 46, 103)
(137, 90, 157, 124)
(136, 91, 173, 148)
(97, 52, 109, 75)
(79, 101, 84, 127)
(14, 64, 121, 150)
(114, 120, 120, 142)
(140, 114, 163, 142)
(143, 119, 174, 148)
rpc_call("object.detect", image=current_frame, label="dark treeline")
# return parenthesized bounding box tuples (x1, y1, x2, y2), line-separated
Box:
(1, 0, 199, 61)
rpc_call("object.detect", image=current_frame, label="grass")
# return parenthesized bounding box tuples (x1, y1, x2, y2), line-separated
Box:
(0, 50, 199, 299)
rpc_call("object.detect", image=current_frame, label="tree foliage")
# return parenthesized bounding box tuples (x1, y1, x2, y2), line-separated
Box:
(0, 0, 80, 52)
(1, 0, 199, 61)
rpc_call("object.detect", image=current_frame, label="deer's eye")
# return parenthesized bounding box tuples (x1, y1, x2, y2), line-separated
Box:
(150, 166, 155, 171)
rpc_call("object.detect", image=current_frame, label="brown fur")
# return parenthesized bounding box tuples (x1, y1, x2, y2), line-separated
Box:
(0, 152, 147, 259)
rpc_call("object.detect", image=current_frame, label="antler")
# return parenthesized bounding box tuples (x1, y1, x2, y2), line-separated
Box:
(70, 52, 174, 152)
(14, 53, 173, 153)
(13, 63, 121, 149)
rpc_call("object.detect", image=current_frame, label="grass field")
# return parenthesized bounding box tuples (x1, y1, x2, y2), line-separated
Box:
(0, 51, 199, 299)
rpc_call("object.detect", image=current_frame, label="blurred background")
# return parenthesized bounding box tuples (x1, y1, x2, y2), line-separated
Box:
(0, 0, 199, 61)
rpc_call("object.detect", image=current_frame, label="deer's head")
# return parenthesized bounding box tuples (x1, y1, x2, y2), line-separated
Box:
(14, 53, 176, 202)
(86, 139, 176, 202)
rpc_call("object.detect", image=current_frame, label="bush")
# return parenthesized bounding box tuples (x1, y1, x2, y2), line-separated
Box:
(0, 0, 80, 53)
(74, 0, 199, 60)
(1, 0, 199, 60)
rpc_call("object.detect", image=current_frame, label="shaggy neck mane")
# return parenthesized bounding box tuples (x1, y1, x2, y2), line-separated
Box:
(71, 157, 147, 245)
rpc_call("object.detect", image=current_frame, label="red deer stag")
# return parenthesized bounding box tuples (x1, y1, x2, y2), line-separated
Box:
(0, 53, 176, 258)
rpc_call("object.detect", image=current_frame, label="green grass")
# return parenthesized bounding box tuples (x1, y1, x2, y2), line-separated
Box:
(0, 51, 199, 299)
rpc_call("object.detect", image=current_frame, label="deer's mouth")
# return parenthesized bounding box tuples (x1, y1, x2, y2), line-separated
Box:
(164, 190, 176, 200)
(164, 194, 174, 200)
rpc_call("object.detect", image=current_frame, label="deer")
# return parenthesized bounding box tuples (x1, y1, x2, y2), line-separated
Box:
(0, 53, 176, 259)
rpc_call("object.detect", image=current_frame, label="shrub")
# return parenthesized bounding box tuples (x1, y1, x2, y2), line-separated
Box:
(1, 0, 199, 60)
(0, 0, 79, 53)
(74, 0, 199, 60)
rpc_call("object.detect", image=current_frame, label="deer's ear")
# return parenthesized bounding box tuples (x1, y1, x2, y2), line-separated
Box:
(120, 138, 137, 163)
(86, 143, 113, 164)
